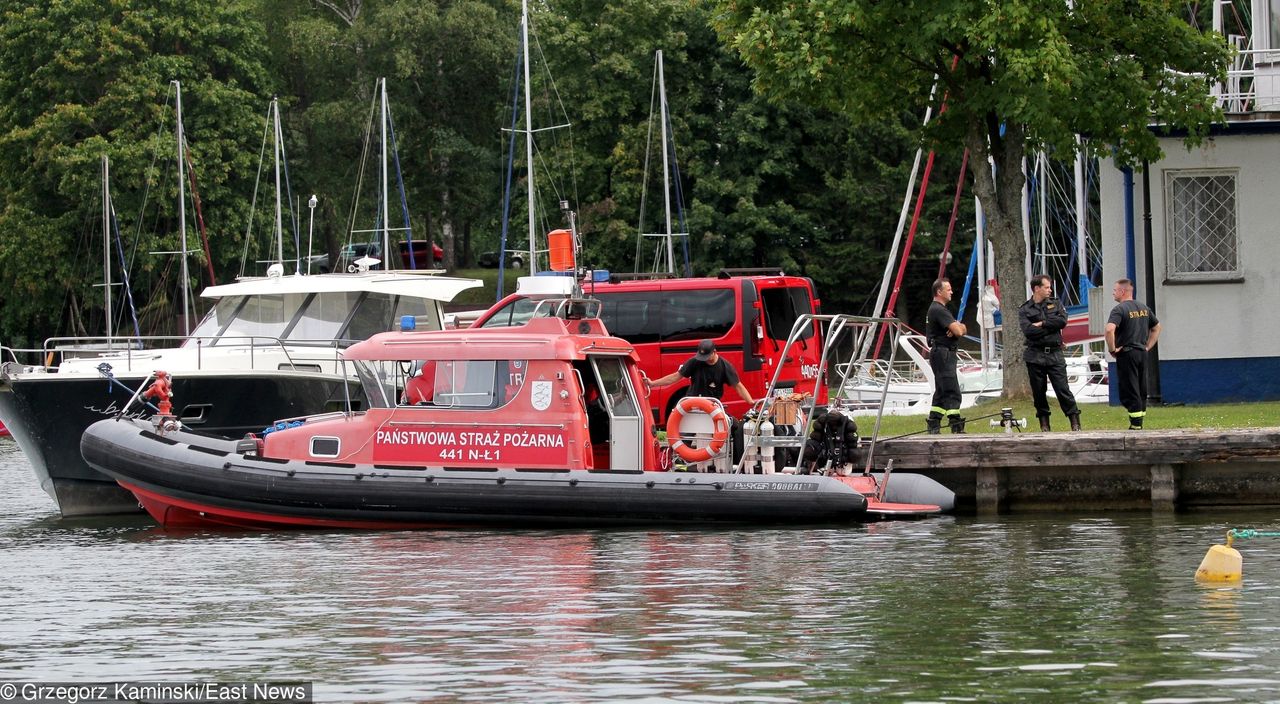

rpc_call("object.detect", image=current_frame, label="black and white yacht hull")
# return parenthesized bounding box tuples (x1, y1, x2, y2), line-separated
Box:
(0, 370, 352, 516)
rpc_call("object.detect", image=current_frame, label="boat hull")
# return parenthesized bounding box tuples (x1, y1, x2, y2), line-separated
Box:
(0, 371, 351, 517)
(81, 418, 870, 528)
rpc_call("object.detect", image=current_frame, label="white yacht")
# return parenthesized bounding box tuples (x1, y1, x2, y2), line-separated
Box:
(0, 270, 480, 516)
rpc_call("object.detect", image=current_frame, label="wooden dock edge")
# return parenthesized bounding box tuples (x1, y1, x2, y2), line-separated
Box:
(869, 428, 1280, 513)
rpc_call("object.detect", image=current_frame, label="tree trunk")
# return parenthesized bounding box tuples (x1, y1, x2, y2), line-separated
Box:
(462, 220, 473, 268)
(965, 120, 1031, 399)
(440, 178, 455, 271)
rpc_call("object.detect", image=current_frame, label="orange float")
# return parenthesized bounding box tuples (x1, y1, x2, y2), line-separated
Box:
(665, 396, 730, 463)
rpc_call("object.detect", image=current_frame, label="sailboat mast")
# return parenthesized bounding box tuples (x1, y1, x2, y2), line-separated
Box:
(174, 80, 191, 335)
(103, 155, 112, 344)
(273, 98, 285, 267)
(1074, 137, 1088, 298)
(658, 50, 675, 275)
(380, 78, 391, 269)
(521, 0, 537, 274)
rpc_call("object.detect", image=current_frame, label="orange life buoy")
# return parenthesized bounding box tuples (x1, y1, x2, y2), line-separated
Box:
(666, 396, 730, 463)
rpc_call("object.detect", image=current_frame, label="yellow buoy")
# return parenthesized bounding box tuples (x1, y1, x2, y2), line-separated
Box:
(1195, 543, 1243, 582)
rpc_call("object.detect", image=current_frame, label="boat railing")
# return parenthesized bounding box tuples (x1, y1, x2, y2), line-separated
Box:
(0, 344, 53, 370)
(738, 314, 906, 475)
(35, 335, 357, 373)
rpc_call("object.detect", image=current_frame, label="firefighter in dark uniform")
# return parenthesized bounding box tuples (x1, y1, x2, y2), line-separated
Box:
(1105, 278, 1162, 429)
(647, 339, 755, 461)
(926, 278, 967, 434)
(1018, 275, 1081, 431)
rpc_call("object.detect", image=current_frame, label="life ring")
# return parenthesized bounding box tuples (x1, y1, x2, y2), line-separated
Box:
(666, 397, 730, 463)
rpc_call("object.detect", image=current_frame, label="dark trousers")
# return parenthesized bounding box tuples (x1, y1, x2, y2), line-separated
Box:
(929, 346, 961, 412)
(1115, 348, 1148, 415)
(1026, 351, 1079, 419)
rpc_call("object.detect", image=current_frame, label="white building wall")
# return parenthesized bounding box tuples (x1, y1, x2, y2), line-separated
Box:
(1100, 131, 1280, 366)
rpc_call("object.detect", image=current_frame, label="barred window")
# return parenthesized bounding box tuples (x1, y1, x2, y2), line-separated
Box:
(1164, 169, 1240, 281)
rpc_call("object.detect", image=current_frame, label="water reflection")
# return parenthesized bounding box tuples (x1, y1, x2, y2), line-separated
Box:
(5, 440, 1280, 701)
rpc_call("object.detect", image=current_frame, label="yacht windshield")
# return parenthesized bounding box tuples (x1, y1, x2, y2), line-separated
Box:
(184, 296, 243, 347)
(288, 292, 362, 344)
(213, 293, 306, 346)
(187, 291, 444, 350)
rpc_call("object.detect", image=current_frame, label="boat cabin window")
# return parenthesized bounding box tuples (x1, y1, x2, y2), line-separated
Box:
(363, 358, 526, 410)
(594, 357, 639, 418)
(477, 296, 545, 328)
(287, 291, 364, 344)
(213, 293, 302, 346)
(344, 294, 441, 342)
(185, 296, 246, 345)
(393, 296, 438, 327)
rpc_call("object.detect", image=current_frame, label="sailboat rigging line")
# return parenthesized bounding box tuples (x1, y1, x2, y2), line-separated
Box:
(530, 30, 579, 211)
(109, 200, 143, 341)
(239, 102, 272, 278)
(132, 88, 177, 284)
(862, 92, 939, 363)
(937, 149, 970, 281)
(871, 58, 960, 359)
(274, 105, 301, 272)
(669, 124, 692, 278)
(386, 107, 415, 268)
(956, 234, 979, 322)
(182, 142, 217, 286)
(343, 88, 382, 256)
(635, 60, 659, 273)
(872, 147, 939, 360)
(497, 37, 524, 301)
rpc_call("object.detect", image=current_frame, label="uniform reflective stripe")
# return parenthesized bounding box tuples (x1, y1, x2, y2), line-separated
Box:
(1128, 411, 1146, 418)
(945, 409, 962, 416)
(930, 406, 948, 415)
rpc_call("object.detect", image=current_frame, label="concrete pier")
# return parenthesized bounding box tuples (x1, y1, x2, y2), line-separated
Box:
(869, 428, 1280, 513)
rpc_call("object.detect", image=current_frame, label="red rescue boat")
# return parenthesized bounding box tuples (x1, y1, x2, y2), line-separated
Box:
(82, 299, 954, 529)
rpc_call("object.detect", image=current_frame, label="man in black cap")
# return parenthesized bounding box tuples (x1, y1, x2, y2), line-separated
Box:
(646, 339, 755, 406)
(647, 340, 755, 464)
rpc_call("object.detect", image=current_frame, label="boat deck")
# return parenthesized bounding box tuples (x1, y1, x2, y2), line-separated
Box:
(869, 427, 1280, 513)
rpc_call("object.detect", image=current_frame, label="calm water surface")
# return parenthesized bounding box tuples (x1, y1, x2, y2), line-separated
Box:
(3, 439, 1280, 702)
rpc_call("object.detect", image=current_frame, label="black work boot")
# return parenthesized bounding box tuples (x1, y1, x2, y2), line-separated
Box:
(1068, 413, 1081, 432)
(926, 414, 942, 435)
(949, 416, 967, 434)
(1039, 416, 1052, 432)
(1129, 416, 1143, 430)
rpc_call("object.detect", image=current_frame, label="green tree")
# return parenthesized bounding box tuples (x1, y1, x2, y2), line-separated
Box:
(532, 0, 965, 320)
(712, 0, 1230, 396)
(262, 0, 515, 272)
(0, 0, 273, 345)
